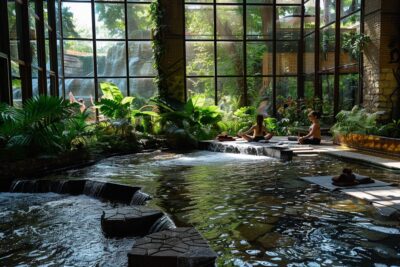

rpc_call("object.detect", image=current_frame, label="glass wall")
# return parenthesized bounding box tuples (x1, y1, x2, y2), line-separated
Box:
(185, 0, 302, 114)
(302, 0, 361, 120)
(60, 0, 156, 106)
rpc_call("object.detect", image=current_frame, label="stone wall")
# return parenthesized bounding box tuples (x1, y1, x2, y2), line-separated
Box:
(363, 0, 400, 120)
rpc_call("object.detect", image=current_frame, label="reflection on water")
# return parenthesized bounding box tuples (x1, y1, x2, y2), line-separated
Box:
(4, 151, 400, 266)
(0, 193, 134, 267)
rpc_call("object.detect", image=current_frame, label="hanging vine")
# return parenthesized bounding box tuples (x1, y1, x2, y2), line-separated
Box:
(150, 0, 167, 98)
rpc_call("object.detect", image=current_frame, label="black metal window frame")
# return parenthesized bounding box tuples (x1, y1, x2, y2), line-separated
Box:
(304, 0, 363, 115)
(59, 0, 156, 100)
(1, 0, 60, 105)
(184, 0, 304, 115)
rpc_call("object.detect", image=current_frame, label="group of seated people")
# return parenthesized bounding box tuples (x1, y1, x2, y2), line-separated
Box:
(237, 110, 321, 145)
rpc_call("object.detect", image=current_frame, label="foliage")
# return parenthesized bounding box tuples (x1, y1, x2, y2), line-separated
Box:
(97, 82, 159, 133)
(0, 96, 89, 160)
(220, 106, 256, 135)
(342, 32, 370, 60)
(330, 106, 379, 136)
(152, 94, 223, 142)
(150, 0, 167, 97)
(377, 119, 400, 138)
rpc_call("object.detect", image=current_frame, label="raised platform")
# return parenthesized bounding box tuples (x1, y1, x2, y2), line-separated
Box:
(300, 175, 400, 218)
(200, 137, 400, 171)
(199, 140, 293, 161)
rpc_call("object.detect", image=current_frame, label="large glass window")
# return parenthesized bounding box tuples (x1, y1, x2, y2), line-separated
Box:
(60, 0, 156, 105)
(184, 1, 303, 114)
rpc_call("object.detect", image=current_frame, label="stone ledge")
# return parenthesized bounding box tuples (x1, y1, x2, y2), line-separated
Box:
(101, 206, 164, 237)
(128, 227, 217, 267)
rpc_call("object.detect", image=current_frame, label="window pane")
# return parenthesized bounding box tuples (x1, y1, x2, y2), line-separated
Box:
(276, 6, 302, 40)
(216, 5, 243, 40)
(186, 42, 214, 76)
(217, 42, 243, 76)
(65, 78, 95, 106)
(304, 0, 316, 33)
(97, 41, 126, 77)
(276, 41, 298, 75)
(339, 74, 359, 111)
(276, 76, 297, 112)
(99, 78, 127, 96)
(128, 41, 156, 76)
(63, 40, 94, 77)
(340, 13, 360, 67)
(129, 78, 157, 100)
(320, 0, 336, 27)
(304, 75, 315, 102)
(320, 25, 335, 72)
(95, 3, 125, 39)
(217, 0, 243, 3)
(185, 5, 214, 40)
(247, 0, 273, 3)
(62, 3, 92, 39)
(217, 77, 244, 112)
(247, 77, 273, 108)
(246, 6, 273, 40)
(320, 74, 334, 116)
(187, 77, 215, 104)
(341, 0, 361, 17)
(127, 3, 152, 39)
(304, 34, 315, 74)
(247, 42, 273, 76)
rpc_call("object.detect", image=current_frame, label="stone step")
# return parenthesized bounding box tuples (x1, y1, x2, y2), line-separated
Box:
(101, 206, 164, 237)
(128, 227, 217, 267)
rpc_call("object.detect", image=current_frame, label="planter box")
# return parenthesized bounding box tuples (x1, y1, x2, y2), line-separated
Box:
(334, 133, 400, 157)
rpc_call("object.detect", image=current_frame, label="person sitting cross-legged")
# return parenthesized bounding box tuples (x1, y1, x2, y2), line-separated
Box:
(298, 111, 321, 145)
(238, 114, 273, 142)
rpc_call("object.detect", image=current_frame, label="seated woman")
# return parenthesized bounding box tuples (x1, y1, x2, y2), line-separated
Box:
(298, 111, 321, 145)
(238, 114, 273, 142)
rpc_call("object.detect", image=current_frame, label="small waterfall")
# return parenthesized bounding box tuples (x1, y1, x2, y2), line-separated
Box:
(148, 215, 176, 234)
(10, 180, 23, 192)
(83, 181, 105, 198)
(130, 190, 151, 205)
(55, 180, 68, 194)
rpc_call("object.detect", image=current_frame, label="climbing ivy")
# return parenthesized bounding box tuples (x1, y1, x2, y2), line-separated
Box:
(150, 1, 167, 98)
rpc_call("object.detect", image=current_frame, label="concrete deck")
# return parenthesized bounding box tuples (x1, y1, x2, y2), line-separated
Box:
(300, 175, 400, 218)
(199, 136, 400, 171)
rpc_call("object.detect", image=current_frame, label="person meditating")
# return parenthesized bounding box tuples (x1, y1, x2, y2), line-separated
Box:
(298, 111, 321, 145)
(238, 114, 273, 142)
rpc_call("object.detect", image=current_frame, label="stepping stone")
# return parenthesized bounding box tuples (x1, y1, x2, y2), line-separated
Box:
(128, 227, 217, 267)
(101, 206, 164, 237)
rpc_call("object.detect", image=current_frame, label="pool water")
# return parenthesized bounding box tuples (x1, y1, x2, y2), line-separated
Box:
(50, 151, 400, 267)
(2, 151, 400, 266)
(0, 193, 134, 267)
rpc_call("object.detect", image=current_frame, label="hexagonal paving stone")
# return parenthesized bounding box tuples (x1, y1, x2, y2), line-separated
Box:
(101, 206, 164, 237)
(128, 227, 217, 267)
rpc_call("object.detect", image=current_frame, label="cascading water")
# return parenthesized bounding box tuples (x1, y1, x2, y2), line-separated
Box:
(83, 180, 105, 198)
(148, 215, 176, 234)
(130, 190, 151, 205)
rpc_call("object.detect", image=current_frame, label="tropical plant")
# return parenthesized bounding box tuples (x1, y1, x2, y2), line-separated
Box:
(330, 106, 379, 136)
(342, 32, 371, 60)
(0, 95, 87, 159)
(377, 119, 400, 138)
(97, 82, 159, 133)
(152, 94, 223, 142)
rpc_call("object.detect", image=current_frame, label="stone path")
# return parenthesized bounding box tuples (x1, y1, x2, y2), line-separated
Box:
(128, 228, 217, 267)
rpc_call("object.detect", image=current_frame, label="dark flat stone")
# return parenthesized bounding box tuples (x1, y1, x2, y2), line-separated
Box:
(128, 227, 217, 267)
(83, 180, 141, 204)
(101, 206, 164, 237)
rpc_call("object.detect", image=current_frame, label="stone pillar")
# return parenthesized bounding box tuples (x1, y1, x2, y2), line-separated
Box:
(159, 0, 185, 103)
(363, 0, 400, 120)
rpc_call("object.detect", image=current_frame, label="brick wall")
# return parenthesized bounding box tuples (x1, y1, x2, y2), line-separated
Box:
(363, 0, 400, 120)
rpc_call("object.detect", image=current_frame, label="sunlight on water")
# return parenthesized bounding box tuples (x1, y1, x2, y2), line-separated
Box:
(4, 151, 400, 266)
